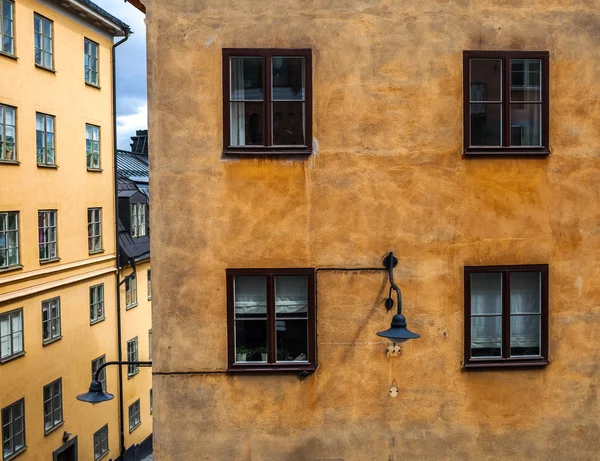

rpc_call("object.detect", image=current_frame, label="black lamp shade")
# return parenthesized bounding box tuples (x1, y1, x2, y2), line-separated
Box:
(76, 380, 114, 404)
(377, 313, 420, 343)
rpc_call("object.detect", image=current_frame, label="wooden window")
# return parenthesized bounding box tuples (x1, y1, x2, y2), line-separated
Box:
(1, 399, 25, 459)
(463, 51, 549, 155)
(149, 389, 152, 414)
(0, 211, 19, 269)
(127, 337, 138, 377)
(41, 297, 61, 344)
(38, 210, 57, 261)
(93, 424, 108, 461)
(148, 329, 152, 360)
(34, 13, 53, 70)
(36, 113, 55, 165)
(128, 400, 140, 432)
(86, 124, 100, 170)
(84, 38, 99, 86)
(464, 264, 549, 369)
(1, 1, 15, 56)
(222, 49, 312, 155)
(0, 104, 16, 161)
(91, 354, 106, 391)
(147, 269, 151, 300)
(88, 208, 102, 253)
(0, 308, 23, 362)
(42, 378, 62, 434)
(227, 268, 316, 372)
(90, 284, 105, 324)
(125, 274, 137, 309)
(131, 203, 146, 238)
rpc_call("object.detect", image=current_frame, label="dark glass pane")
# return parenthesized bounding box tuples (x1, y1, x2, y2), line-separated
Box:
(471, 316, 502, 357)
(470, 59, 502, 101)
(230, 57, 263, 100)
(272, 57, 305, 101)
(272, 102, 304, 146)
(510, 271, 541, 314)
(233, 276, 266, 318)
(470, 103, 501, 146)
(510, 104, 542, 146)
(471, 272, 502, 314)
(510, 315, 540, 356)
(511, 59, 541, 102)
(276, 320, 308, 361)
(230, 102, 264, 146)
(234, 320, 267, 362)
(275, 275, 308, 318)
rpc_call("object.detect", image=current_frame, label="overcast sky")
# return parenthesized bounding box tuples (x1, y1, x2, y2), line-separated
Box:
(93, 0, 147, 151)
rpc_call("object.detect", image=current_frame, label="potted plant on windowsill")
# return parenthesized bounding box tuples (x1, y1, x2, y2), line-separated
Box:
(236, 347, 251, 362)
(255, 347, 267, 362)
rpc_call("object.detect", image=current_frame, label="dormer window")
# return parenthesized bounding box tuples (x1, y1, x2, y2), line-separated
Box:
(131, 203, 146, 238)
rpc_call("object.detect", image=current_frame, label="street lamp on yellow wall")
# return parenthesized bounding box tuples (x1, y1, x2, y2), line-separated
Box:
(76, 361, 152, 404)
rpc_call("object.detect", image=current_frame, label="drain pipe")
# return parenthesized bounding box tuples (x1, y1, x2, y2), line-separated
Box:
(112, 26, 131, 460)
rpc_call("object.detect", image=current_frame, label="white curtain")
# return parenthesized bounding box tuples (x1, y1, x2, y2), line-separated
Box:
(230, 58, 245, 146)
(233, 275, 307, 315)
(275, 276, 307, 314)
(510, 272, 540, 349)
(234, 276, 266, 315)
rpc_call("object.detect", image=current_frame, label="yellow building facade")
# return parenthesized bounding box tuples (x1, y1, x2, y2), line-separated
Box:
(0, 1, 151, 460)
(144, 0, 600, 459)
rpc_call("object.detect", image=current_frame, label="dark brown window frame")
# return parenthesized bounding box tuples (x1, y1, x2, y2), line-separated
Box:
(226, 268, 317, 372)
(222, 48, 313, 156)
(463, 51, 550, 156)
(464, 264, 549, 369)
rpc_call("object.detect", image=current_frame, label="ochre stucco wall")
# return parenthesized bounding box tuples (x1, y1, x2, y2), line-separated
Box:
(145, 1, 600, 459)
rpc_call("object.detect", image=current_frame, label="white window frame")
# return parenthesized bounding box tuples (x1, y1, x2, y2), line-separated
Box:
(90, 284, 105, 324)
(1, 398, 25, 459)
(147, 269, 151, 300)
(125, 274, 137, 309)
(88, 208, 102, 253)
(93, 424, 109, 461)
(84, 38, 99, 86)
(127, 337, 138, 377)
(0, 211, 19, 269)
(91, 354, 106, 391)
(128, 399, 141, 432)
(86, 124, 100, 169)
(34, 13, 53, 69)
(131, 203, 146, 238)
(41, 297, 61, 344)
(0, 0, 15, 56)
(0, 308, 23, 362)
(38, 210, 57, 261)
(0, 104, 16, 161)
(43, 378, 62, 434)
(36, 113, 55, 165)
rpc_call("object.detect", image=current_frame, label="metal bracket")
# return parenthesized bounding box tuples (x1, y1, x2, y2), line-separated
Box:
(382, 253, 398, 269)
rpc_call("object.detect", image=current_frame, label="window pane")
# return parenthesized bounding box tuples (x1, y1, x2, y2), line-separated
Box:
(511, 59, 541, 102)
(275, 275, 308, 317)
(510, 315, 541, 356)
(230, 57, 263, 100)
(470, 103, 501, 146)
(230, 102, 264, 146)
(234, 276, 266, 318)
(470, 59, 502, 101)
(471, 316, 502, 357)
(272, 102, 305, 146)
(510, 271, 541, 314)
(470, 272, 502, 314)
(272, 57, 305, 101)
(276, 319, 308, 362)
(234, 320, 267, 362)
(510, 103, 542, 146)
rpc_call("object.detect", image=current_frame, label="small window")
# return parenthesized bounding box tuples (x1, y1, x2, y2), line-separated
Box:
(464, 264, 549, 369)
(148, 329, 152, 360)
(147, 269, 151, 300)
(130, 203, 146, 238)
(464, 51, 549, 155)
(128, 399, 140, 432)
(222, 49, 312, 155)
(93, 424, 109, 461)
(34, 13, 53, 70)
(36, 113, 55, 165)
(84, 38, 99, 86)
(0, 211, 19, 269)
(87, 208, 102, 252)
(90, 284, 105, 324)
(91, 355, 106, 391)
(86, 124, 100, 169)
(0, 104, 16, 161)
(125, 274, 137, 309)
(0, 308, 24, 362)
(43, 378, 62, 434)
(1, 398, 25, 459)
(127, 337, 138, 377)
(227, 268, 316, 372)
(41, 297, 61, 344)
(38, 210, 57, 261)
(0, 1, 14, 56)
(149, 389, 152, 414)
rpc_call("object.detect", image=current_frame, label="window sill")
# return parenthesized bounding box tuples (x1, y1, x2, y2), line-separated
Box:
(87, 167, 103, 173)
(37, 163, 58, 169)
(127, 370, 139, 379)
(35, 63, 56, 73)
(40, 257, 61, 265)
(129, 421, 141, 433)
(0, 351, 25, 364)
(96, 449, 110, 461)
(90, 317, 106, 326)
(464, 148, 550, 157)
(89, 249, 105, 255)
(227, 363, 317, 373)
(0, 51, 17, 61)
(42, 335, 62, 347)
(85, 82, 101, 90)
(3, 445, 26, 461)
(463, 359, 549, 370)
(126, 303, 138, 310)
(223, 148, 313, 157)
(0, 159, 20, 166)
(0, 264, 24, 274)
(44, 421, 64, 436)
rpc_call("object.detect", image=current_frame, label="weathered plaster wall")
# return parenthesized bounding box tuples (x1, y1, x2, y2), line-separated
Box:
(145, 1, 600, 459)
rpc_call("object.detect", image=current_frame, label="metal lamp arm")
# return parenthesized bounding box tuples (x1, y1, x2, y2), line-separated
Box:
(94, 360, 152, 382)
(386, 252, 403, 315)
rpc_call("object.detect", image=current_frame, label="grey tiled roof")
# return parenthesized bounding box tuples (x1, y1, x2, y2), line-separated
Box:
(76, 0, 130, 31)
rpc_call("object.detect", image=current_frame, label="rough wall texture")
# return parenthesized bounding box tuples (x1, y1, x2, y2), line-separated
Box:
(145, 1, 600, 459)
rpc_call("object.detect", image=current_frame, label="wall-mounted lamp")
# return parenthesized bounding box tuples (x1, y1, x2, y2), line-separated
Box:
(76, 361, 152, 404)
(376, 252, 420, 344)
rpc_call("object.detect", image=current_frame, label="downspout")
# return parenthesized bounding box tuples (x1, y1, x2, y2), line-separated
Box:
(112, 26, 130, 460)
